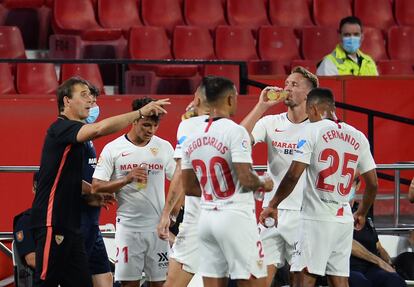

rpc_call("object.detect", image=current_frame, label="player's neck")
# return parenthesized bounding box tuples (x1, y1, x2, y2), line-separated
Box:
(126, 131, 150, 147)
(287, 106, 307, 123)
(60, 111, 83, 122)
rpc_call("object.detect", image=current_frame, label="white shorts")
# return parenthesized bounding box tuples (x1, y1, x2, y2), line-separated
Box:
(290, 219, 353, 277)
(198, 208, 267, 280)
(114, 224, 169, 282)
(170, 221, 199, 274)
(259, 209, 301, 268)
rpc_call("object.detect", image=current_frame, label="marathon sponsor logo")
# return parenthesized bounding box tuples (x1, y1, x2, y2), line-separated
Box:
(272, 141, 297, 155)
(120, 163, 164, 171)
(272, 141, 298, 149)
(322, 130, 360, 150)
(185, 136, 228, 157)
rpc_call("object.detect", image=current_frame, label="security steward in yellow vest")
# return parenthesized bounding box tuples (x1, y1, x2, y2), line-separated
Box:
(316, 16, 378, 76)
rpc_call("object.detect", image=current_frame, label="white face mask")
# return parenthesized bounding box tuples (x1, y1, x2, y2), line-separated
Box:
(85, 105, 100, 123)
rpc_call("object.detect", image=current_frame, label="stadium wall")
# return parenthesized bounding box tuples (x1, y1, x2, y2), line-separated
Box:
(0, 77, 413, 232)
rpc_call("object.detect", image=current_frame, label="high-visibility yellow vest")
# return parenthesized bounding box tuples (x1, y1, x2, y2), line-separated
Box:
(325, 44, 378, 76)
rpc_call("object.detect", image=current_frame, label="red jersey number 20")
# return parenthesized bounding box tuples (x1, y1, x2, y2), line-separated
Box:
(192, 156, 235, 201)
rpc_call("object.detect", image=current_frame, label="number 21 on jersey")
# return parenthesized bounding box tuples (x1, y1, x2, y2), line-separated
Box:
(192, 156, 235, 201)
(316, 148, 358, 196)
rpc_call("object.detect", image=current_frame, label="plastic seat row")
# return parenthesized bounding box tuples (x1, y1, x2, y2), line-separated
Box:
(0, 63, 104, 95)
(47, 0, 414, 35)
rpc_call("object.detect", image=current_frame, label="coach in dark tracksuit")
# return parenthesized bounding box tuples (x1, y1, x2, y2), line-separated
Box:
(30, 76, 169, 287)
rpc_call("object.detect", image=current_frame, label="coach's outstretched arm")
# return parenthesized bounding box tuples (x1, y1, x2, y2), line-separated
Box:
(259, 161, 307, 225)
(353, 169, 378, 230)
(77, 99, 170, 142)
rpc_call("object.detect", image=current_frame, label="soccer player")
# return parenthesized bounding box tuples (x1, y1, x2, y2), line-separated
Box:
(260, 87, 378, 287)
(157, 79, 210, 286)
(92, 97, 176, 287)
(241, 66, 319, 287)
(181, 76, 273, 287)
(30, 77, 169, 287)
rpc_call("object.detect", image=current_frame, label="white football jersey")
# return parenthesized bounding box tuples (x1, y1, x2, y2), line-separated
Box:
(293, 120, 376, 223)
(93, 135, 175, 231)
(174, 115, 208, 225)
(181, 118, 255, 210)
(252, 112, 308, 210)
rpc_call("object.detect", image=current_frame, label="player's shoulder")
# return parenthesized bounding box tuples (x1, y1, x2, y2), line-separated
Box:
(260, 112, 287, 124)
(180, 114, 209, 127)
(151, 135, 171, 146)
(105, 134, 127, 147)
(340, 122, 365, 137)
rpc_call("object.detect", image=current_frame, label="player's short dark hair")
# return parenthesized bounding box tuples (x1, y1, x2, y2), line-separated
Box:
(307, 88, 335, 107)
(87, 82, 100, 97)
(57, 76, 90, 113)
(200, 76, 236, 103)
(339, 16, 363, 33)
(132, 97, 160, 122)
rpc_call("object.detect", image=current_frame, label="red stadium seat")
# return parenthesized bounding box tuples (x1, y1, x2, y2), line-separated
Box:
(354, 0, 395, 31)
(215, 25, 258, 60)
(0, 63, 16, 94)
(173, 26, 215, 60)
(258, 26, 299, 61)
(251, 26, 299, 75)
(204, 64, 240, 92)
(301, 26, 337, 60)
(98, 0, 142, 31)
(129, 26, 197, 80)
(183, 0, 226, 30)
(376, 60, 414, 75)
(16, 63, 58, 94)
(226, 0, 269, 30)
(141, 0, 184, 34)
(387, 26, 414, 61)
(360, 27, 388, 60)
(290, 59, 318, 74)
(395, 0, 414, 26)
(129, 26, 171, 60)
(313, 0, 352, 27)
(269, 0, 313, 28)
(60, 64, 104, 94)
(53, 0, 122, 41)
(0, 26, 26, 59)
(3, 0, 43, 8)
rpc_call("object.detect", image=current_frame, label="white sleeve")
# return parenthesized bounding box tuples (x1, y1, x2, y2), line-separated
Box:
(357, 133, 376, 174)
(293, 127, 314, 165)
(251, 117, 267, 144)
(164, 142, 176, 180)
(316, 57, 339, 76)
(93, 145, 114, 181)
(173, 121, 186, 159)
(180, 140, 193, 170)
(231, 126, 253, 163)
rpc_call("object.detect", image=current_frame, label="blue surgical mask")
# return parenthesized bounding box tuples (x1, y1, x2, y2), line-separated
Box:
(348, 186, 356, 201)
(342, 36, 361, 54)
(85, 105, 100, 123)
